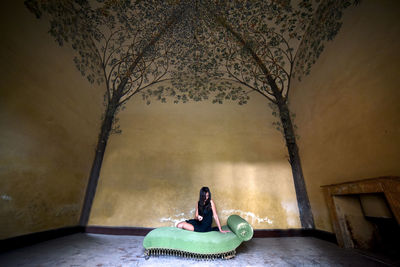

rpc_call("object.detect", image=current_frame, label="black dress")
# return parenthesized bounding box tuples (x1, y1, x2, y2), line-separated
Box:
(186, 206, 214, 232)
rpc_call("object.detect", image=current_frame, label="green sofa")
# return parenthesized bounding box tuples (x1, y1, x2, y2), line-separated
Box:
(143, 214, 253, 260)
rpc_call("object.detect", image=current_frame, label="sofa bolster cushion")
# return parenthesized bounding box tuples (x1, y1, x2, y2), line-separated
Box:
(227, 214, 254, 241)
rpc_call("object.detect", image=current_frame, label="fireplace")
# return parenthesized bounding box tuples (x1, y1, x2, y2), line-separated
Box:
(322, 177, 400, 263)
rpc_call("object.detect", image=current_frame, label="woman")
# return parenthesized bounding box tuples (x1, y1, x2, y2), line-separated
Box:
(176, 187, 230, 233)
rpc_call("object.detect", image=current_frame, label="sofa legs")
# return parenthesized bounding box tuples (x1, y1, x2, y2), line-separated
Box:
(222, 250, 236, 259)
(144, 248, 236, 260)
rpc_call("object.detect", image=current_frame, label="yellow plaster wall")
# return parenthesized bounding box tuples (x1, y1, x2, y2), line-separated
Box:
(289, 0, 400, 232)
(0, 2, 103, 239)
(89, 92, 301, 229)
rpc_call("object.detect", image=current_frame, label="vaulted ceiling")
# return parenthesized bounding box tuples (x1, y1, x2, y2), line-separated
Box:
(25, 0, 356, 106)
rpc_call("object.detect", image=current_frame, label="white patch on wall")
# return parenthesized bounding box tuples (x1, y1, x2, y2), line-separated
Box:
(1, 194, 12, 201)
(281, 201, 300, 227)
(174, 212, 185, 217)
(159, 208, 196, 226)
(280, 201, 299, 214)
(222, 209, 273, 225)
(286, 217, 298, 227)
(159, 217, 185, 226)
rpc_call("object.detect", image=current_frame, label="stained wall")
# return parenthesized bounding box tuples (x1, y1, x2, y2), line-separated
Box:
(0, 1, 103, 239)
(88, 92, 301, 229)
(289, 0, 400, 232)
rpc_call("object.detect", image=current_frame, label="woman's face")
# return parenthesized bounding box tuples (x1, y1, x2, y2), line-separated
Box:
(205, 192, 209, 201)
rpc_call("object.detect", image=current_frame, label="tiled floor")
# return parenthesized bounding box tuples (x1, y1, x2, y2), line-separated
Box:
(0, 233, 390, 266)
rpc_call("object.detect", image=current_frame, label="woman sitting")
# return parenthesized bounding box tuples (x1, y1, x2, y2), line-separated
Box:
(176, 186, 230, 233)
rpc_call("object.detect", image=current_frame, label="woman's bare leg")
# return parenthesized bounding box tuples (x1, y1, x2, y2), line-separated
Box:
(176, 221, 194, 231)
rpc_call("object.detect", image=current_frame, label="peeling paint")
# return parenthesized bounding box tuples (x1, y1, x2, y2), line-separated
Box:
(221, 209, 273, 225)
(162, 209, 274, 226)
(159, 217, 186, 226)
(160, 209, 274, 227)
(1, 194, 12, 201)
(160, 209, 196, 226)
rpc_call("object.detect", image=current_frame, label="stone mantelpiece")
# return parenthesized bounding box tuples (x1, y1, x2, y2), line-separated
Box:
(321, 176, 400, 248)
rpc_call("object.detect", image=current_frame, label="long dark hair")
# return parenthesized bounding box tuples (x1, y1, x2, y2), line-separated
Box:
(198, 186, 211, 216)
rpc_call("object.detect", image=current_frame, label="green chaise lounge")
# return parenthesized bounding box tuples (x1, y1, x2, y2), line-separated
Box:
(143, 214, 253, 260)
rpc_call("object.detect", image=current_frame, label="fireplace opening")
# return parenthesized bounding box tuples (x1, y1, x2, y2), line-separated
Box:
(361, 193, 400, 263)
(334, 193, 400, 264)
(365, 216, 400, 259)
(322, 177, 400, 265)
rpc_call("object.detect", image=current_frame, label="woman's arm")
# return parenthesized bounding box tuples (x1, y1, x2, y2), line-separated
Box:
(211, 200, 230, 233)
(195, 203, 203, 221)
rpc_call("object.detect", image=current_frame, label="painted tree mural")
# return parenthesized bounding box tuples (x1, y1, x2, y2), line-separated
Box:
(25, 0, 358, 228)
(24, 0, 190, 225)
(214, 0, 360, 228)
(154, 0, 359, 228)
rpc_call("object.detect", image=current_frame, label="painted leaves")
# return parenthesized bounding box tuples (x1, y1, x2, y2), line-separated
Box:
(25, 0, 358, 107)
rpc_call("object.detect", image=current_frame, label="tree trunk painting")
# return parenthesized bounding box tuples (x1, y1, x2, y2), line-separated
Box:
(79, 99, 116, 225)
(279, 100, 314, 228)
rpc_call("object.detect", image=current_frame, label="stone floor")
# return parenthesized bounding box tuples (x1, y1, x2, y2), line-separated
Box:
(0, 233, 391, 266)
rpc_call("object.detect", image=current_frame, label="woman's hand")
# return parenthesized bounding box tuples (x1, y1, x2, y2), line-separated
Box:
(219, 229, 230, 234)
(197, 215, 203, 221)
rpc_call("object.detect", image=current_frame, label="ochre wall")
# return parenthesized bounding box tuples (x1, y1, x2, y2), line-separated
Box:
(289, 0, 400, 232)
(6, 0, 398, 237)
(88, 92, 301, 229)
(0, 2, 103, 239)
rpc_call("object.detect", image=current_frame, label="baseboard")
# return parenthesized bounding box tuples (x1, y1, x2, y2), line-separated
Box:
(0, 226, 84, 253)
(254, 229, 337, 244)
(85, 226, 152, 236)
(0, 226, 336, 252)
(311, 229, 337, 244)
(254, 229, 309, 238)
